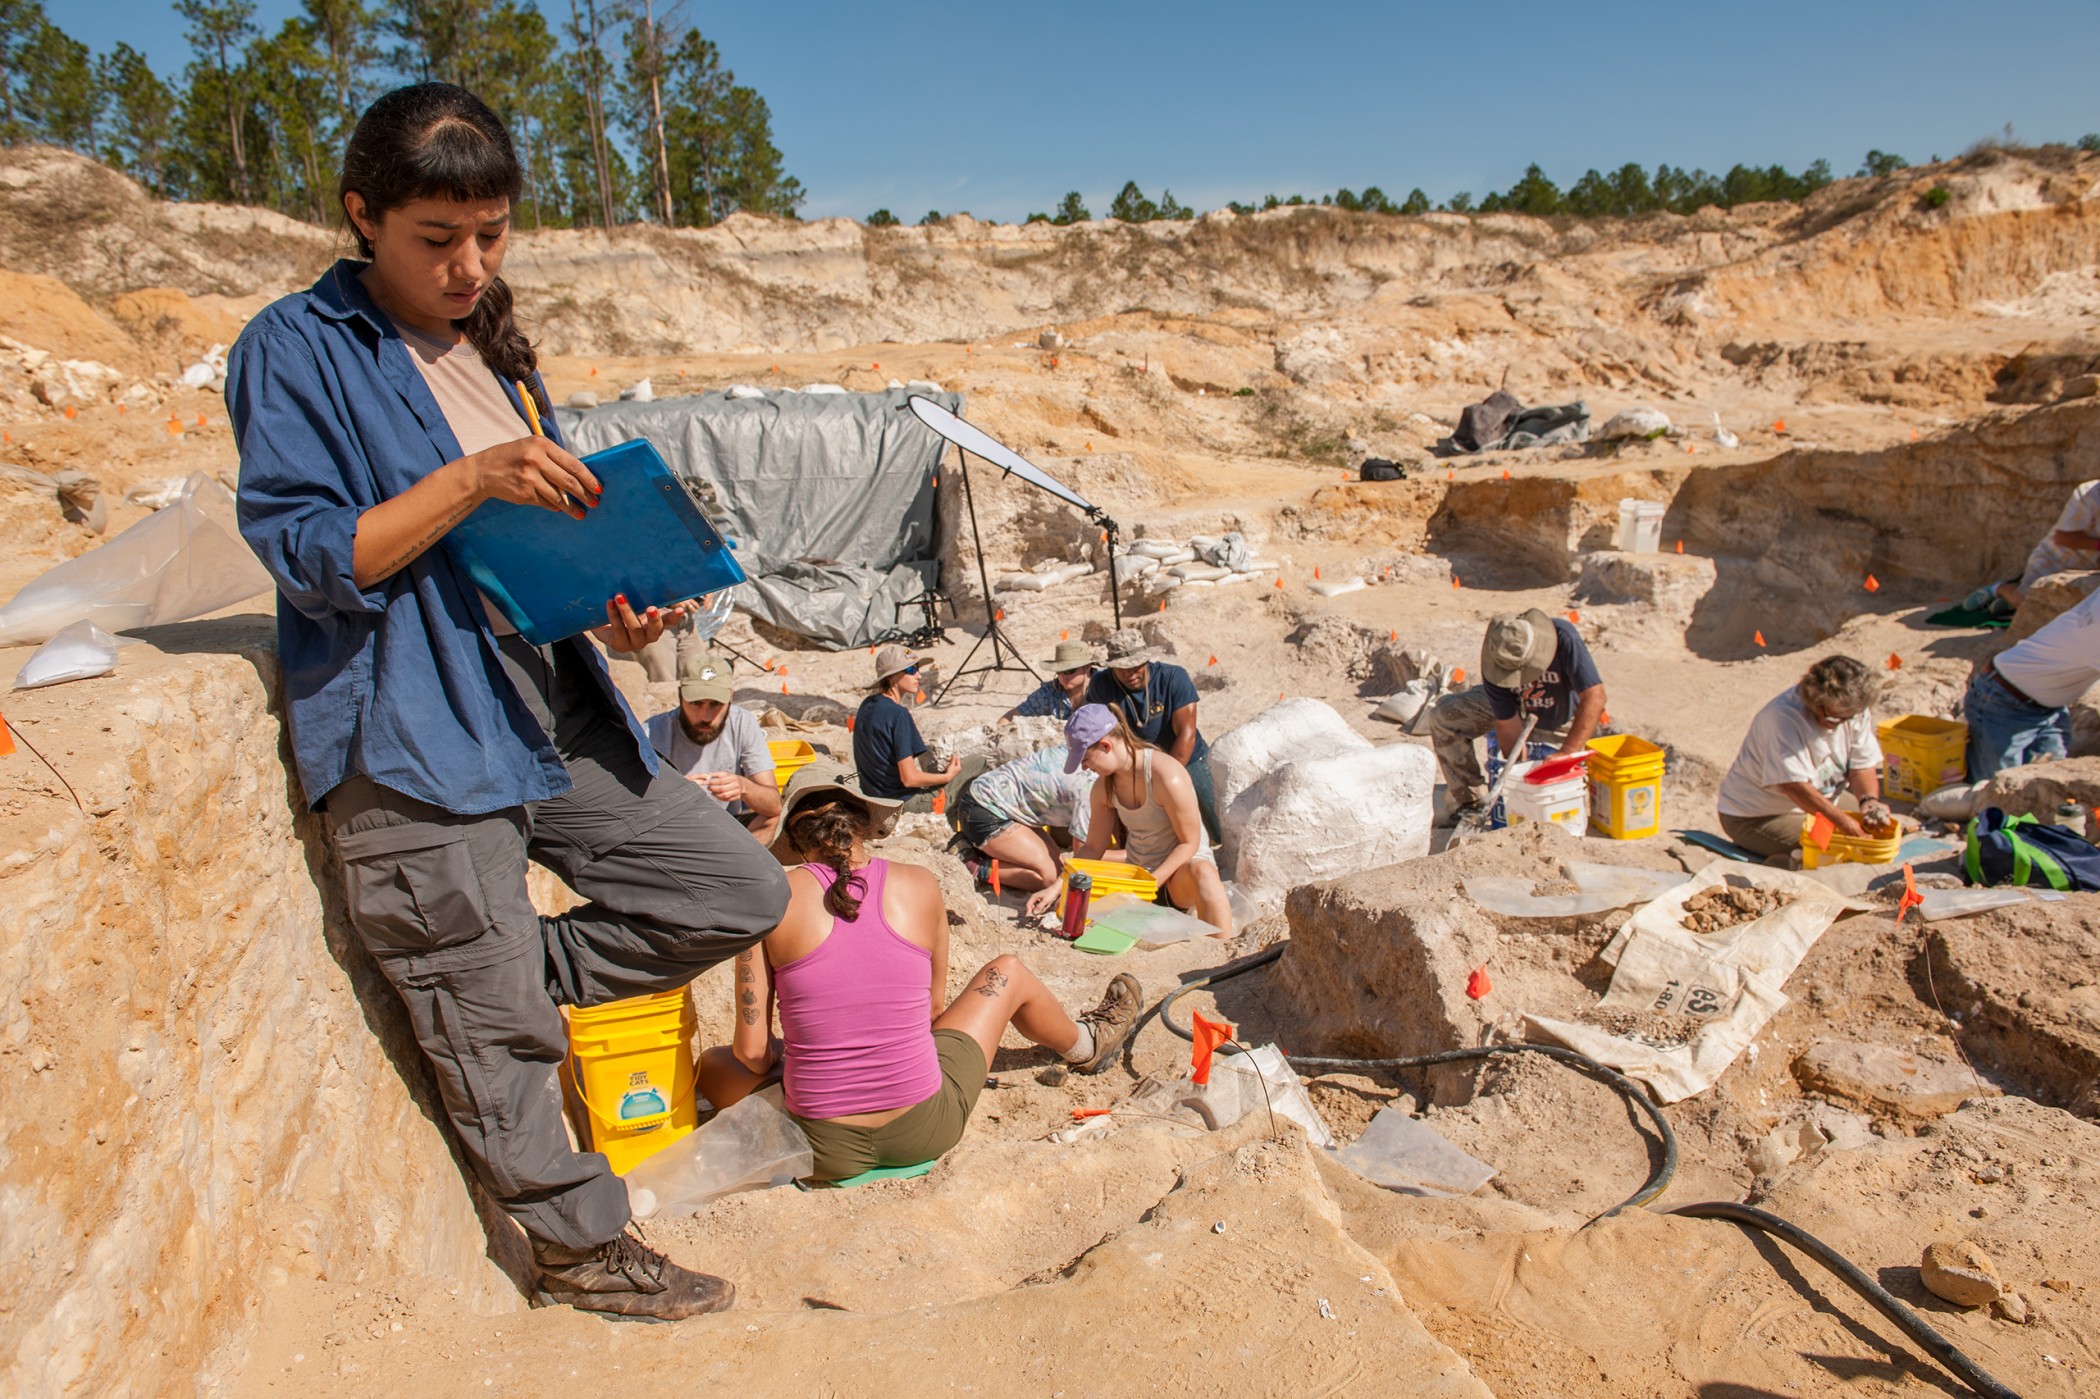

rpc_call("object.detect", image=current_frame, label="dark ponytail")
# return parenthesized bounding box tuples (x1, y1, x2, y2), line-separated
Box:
(787, 799, 872, 921)
(339, 82, 537, 384)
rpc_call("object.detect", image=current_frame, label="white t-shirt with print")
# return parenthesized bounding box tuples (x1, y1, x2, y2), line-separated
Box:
(2019, 480, 2100, 588)
(1716, 688, 1883, 820)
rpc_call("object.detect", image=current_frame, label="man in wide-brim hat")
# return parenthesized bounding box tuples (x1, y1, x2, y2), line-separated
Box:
(1001, 637, 1097, 725)
(1083, 627, 1219, 842)
(1426, 608, 1608, 824)
(852, 644, 960, 812)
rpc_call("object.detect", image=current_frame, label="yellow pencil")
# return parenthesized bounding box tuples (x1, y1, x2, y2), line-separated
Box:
(516, 379, 545, 437)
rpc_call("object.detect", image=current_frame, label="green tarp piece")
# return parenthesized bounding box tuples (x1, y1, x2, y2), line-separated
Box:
(828, 1159, 935, 1188)
(1925, 603, 2009, 630)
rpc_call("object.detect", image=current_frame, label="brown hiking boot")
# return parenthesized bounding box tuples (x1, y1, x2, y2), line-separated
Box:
(532, 1230, 735, 1320)
(1070, 972, 1144, 1074)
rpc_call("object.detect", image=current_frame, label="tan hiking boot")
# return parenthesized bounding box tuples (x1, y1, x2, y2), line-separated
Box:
(532, 1230, 735, 1320)
(1071, 972, 1144, 1074)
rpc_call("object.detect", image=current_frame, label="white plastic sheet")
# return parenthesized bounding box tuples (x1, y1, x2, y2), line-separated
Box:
(1465, 861, 1689, 918)
(624, 1087, 813, 1220)
(0, 474, 271, 647)
(1121, 1045, 1333, 1147)
(1327, 1106, 1496, 1197)
(11, 619, 119, 689)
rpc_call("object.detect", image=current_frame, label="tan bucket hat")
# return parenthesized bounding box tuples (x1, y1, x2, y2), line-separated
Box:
(770, 757, 904, 851)
(1041, 639, 1095, 672)
(1481, 609, 1560, 689)
(873, 643, 922, 685)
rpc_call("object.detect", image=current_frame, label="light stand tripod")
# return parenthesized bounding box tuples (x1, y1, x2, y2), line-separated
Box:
(934, 442, 1041, 703)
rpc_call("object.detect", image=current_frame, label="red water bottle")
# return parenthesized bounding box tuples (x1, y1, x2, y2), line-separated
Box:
(1058, 871, 1093, 941)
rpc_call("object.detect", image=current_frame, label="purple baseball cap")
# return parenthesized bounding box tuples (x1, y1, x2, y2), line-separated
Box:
(1065, 703, 1117, 772)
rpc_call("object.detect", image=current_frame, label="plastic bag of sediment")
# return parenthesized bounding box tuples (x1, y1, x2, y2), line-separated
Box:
(1115, 1045, 1333, 1147)
(11, 619, 120, 689)
(624, 1086, 812, 1220)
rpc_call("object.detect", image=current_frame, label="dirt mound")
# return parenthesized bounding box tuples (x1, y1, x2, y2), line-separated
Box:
(0, 268, 145, 372)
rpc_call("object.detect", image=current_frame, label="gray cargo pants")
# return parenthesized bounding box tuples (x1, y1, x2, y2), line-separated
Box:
(325, 634, 790, 1251)
(1426, 686, 1568, 805)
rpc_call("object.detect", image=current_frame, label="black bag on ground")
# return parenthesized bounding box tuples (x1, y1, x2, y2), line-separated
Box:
(1358, 458, 1406, 482)
(1962, 806, 2100, 890)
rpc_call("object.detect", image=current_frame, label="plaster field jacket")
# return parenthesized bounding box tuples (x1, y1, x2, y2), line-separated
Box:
(228, 259, 657, 814)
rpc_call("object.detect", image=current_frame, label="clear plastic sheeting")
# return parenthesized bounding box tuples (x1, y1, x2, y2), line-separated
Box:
(623, 1086, 813, 1220)
(11, 619, 119, 689)
(1085, 893, 1216, 946)
(1121, 1045, 1334, 1147)
(0, 474, 271, 647)
(1465, 861, 1690, 919)
(1915, 886, 2040, 922)
(1327, 1106, 1496, 1197)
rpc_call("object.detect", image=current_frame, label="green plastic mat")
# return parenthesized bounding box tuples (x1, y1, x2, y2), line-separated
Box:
(826, 1159, 935, 1189)
(1072, 924, 1139, 956)
(1925, 603, 2009, 630)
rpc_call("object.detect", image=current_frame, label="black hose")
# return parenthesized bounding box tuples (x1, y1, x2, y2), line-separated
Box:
(1668, 1202, 2020, 1399)
(1154, 945, 1674, 1218)
(1149, 948, 2016, 1398)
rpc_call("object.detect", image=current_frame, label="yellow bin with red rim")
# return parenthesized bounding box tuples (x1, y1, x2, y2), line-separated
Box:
(567, 988, 698, 1173)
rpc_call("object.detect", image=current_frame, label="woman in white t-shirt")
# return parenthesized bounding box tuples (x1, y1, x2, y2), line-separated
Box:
(1715, 655, 1892, 861)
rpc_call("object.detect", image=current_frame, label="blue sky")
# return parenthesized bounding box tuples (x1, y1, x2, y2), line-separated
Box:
(65, 0, 2100, 222)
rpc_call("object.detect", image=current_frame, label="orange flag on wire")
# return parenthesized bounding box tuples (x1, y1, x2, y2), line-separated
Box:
(1888, 653, 1904, 670)
(1191, 1012, 1233, 1086)
(1754, 630, 1767, 648)
(0, 713, 13, 757)
(1452, 667, 1466, 685)
(932, 787, 945, 815)
(1466, 967, 1492, 1000)
(1864, 575, 1881, 593)
(1806, 813, 1835, 850)
(1675, 540, 1684, 554)
(1896, 862, 1924, 926)
(1208, 655, 1218, 666)
(989, 860, 1002, 898)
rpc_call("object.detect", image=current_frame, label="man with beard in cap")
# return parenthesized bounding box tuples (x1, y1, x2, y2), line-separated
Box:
(645, 650, 783, 847)
(1084, 627, 1218, 842)
(1426, 608, 1607, 825)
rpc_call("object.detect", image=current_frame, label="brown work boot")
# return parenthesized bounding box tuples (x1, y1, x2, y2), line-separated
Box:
(1070, 972, 1144, 1074)
(532, 1230, 734, 1320)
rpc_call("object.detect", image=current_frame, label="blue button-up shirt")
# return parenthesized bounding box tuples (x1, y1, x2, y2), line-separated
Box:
(229, 260, 656, 814)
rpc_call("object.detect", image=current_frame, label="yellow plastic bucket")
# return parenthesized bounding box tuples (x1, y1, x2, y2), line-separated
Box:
(1799, 818, 1902, 869)
(768, 739, 817, 792)
(1585, 734, 1666, 840)
(1058, 857, 1158, 914)
(567, 989, 698, 1174)
(1877, 715, 1967, 804)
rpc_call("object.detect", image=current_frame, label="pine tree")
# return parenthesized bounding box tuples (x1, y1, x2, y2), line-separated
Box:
(1050, 190, 1088, 224)
(1108, 180, 1157, 223)
(1399, 188, 1429, 215)
(97, 44, 177, 193)
(175, 0, 258, 201)
(657, 26, 800, 225)
(16, 12, 101, 151)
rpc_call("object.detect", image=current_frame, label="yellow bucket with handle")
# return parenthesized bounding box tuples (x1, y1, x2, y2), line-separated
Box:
(566, 989, 698, 1173)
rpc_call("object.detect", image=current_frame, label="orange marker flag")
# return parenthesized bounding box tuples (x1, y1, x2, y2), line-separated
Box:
(116, 403, 125, 414)
(1208, 655, 1218, 666)
(989, 860, 1002, 898)
(63, 405, 75, 420)
(1864, 575, 1880, 593)
(872, 362, 880, 371)
(1389, 629, 1398, 642)
(1754, 630, 1767, 647)
(1806, 812, 1835, 851)
(932, 787, 945, 815)
(1190, 1012, 1234, 1086)
(1465, 967, 1492, 1000)
(1274, 578, 1283, 589)
(589, 366, 599, 377)
(1086, 442, 1093, 452)
(846, 715, 855, 733)
(1060, 628, 1069, 640)
(1070, 1106, 1111, 1119)
(1451, 667, 1466, 685)
(932, 475, 939, 488)
(0, 712, 13, 757)
(1313, 566, 1321, 579)
(1501, 468, 1511, 481)
(196, 413, 207, 427)
(1447, 469, 1454, 481)
(1910, 427, 1920, 441)
(1772, 418, 1786, 434)
(1159, 601, 1167, 612)
(995, 608, 1005, 621)
(1888, 653, 1903, 670)
(1675, 540, 1684, 554)
(1452, 576, 1462, 589)
(781, 682, 789, 695)
(1896, 862, 1924, 926)
(1566, 610, 1580, 624)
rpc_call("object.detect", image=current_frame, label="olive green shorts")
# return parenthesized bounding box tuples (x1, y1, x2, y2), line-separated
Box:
(795, 1029, 988, 1183)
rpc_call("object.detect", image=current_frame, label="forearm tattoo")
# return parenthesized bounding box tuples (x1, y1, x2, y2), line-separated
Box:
(367, 494, 478, 584)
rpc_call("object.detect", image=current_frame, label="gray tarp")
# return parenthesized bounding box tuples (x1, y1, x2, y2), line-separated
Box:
(555, 388, 962, 649)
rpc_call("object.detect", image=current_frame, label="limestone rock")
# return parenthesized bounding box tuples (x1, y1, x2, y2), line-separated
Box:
(1997, 570, 2100, 650)
(1979, 754, 2100, 821)
(1575, 549, 1718, 610)
(1925, 899, 2100, 1112)
(1921, 1240, 2003, 1307)
(2059, 373, 2100, 402)
(1991, 1291, 2030, 1324)
(1793, 1040, 1990, 1121)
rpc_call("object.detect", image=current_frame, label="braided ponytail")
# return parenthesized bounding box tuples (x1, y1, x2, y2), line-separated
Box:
(787, 799, 872, 921)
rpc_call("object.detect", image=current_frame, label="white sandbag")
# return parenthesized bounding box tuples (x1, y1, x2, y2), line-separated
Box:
(11, 619, 119, 689)
(1227, 742, 1436, 908)
(1241, 558, 1280, 574)
(0, 474, 272, 647)
(995, 572, 1058, 592)
(1149, 574, 1184, 592)
(724, 384, 768, 399)
(624, 1086, 812, 1220)
(1208, 696, 1370, 816)
(123, 476, 191, 510)
(1110, 555, 1159, 586)
(1213, 571, 1255, 587)
(1525, 865, 1864, 1102)
(621, 378, 654, 402)
(1307, 577, 1366, 598)
(1170, 563, 1230, 582)
(1129, 539, 1184, 560)
(800, 383, 848, 395)
(1596, 405, 1671, 441)
(1156, 547, 1196, 566)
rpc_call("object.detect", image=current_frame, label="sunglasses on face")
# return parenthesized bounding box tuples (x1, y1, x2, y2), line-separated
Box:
(902, 664, 920, 676)
(1059, 666, 1091, 679)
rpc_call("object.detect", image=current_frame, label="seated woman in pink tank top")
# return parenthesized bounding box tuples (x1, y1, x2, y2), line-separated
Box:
(697, 760, 1144, 1183)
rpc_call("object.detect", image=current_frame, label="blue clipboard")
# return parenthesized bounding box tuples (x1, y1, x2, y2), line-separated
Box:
(442, 438, 746, 645)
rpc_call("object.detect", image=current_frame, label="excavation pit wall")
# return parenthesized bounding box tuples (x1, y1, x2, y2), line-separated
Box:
(1296, 396, 2100, 657)
(0, 617, 518, 1399)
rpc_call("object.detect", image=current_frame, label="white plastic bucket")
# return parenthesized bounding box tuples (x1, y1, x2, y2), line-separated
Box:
(1503, 760, 1588, 834)
(1616, 499, 1665, 554)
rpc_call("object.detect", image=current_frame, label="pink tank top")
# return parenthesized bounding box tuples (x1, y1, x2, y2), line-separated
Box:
(773, 859, 942, 1120)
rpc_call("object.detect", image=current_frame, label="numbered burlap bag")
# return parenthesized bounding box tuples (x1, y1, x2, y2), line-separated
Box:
(1525, 865, 1866, 1103)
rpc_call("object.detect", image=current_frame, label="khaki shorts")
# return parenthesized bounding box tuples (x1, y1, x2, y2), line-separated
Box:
(795, 1029, 988, 1183)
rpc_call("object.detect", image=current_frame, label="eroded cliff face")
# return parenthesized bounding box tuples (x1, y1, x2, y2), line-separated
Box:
(0, 617, 514, 1399)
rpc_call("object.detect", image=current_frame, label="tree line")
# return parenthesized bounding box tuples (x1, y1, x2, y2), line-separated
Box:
(0, 0, 803, 229)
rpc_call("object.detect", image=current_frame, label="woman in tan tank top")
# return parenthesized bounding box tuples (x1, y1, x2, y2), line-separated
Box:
(1064, 704, 1234, 934)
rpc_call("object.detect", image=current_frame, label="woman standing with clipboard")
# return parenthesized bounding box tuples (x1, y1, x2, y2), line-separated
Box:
(230, 83, 789, 1320)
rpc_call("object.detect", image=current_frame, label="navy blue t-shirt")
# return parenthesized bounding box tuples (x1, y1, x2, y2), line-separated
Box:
(1086, 662, 1208, 761)
(853, 693, 926, 800)
(1482, 618, 1604, 732)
